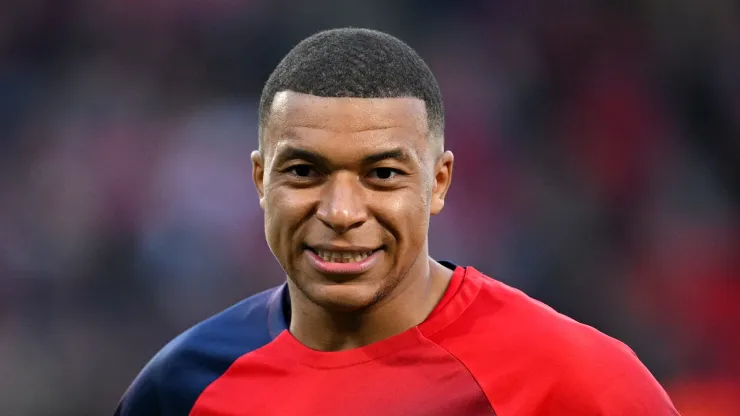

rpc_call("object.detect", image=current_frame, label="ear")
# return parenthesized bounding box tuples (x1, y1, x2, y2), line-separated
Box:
(430, 150, 454, 216)
(251, 150, 266, 209)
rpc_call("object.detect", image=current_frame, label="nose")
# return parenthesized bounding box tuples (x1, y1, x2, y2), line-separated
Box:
(316, 172, 368, 234)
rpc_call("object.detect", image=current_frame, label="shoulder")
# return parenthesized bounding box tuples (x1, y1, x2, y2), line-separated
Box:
(465, 267, 638, 361)
(115, 285, 286, 416)
(432, 266, 631, 370)
(440, 267, 678, 414)
(459, 267, 627, 351)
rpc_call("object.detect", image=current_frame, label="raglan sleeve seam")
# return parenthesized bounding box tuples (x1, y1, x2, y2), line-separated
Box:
(419, 333, 499, 415)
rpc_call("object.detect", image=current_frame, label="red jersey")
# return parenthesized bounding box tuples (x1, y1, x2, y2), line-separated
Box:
(117, 263, 679, 415)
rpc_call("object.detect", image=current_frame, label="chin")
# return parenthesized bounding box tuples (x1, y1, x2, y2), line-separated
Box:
(309, 281, 384, 312)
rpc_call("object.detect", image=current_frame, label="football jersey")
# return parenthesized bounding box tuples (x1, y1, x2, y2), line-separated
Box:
(116, 262, 679, 415)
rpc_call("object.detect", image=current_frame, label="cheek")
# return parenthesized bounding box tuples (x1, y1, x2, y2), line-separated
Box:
(375, 190, 430, 242)
(264, 187, 316, 244)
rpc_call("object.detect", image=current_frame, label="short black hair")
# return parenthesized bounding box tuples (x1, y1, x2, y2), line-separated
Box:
(259, 28, 444, 142)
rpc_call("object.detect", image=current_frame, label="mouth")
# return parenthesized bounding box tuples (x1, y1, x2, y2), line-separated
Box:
(304, 245, 383, 263)
(303, 245, 384, 275)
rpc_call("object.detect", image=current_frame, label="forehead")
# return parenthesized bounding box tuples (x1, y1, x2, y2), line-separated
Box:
(263, 92, 430, 159)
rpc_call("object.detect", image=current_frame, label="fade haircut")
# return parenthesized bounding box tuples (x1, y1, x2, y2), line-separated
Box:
(258, 28, 444, 148)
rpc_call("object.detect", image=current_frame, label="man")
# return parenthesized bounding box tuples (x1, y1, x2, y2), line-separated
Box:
(116, 28, 679, 415)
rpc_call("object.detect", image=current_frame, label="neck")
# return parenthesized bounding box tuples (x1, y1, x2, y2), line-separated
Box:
(288, 255, 453, 352)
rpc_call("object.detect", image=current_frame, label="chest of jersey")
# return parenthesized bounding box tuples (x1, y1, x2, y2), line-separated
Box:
(189, 339, 495, 416)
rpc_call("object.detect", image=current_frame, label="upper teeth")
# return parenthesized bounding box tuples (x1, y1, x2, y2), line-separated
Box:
(316, 250, 373, 263)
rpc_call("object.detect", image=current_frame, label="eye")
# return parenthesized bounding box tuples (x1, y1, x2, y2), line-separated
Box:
(368, 167, 401, 180)
(286, 165, 320, 178)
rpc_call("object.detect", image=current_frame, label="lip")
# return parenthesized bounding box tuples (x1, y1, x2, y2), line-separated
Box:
(304, 246, 383, 276)
(307, 244, 381, 253)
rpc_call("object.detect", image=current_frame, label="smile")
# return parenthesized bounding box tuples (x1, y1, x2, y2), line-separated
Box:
(312, 249, 374, 263)
(304, 245, 383, 274)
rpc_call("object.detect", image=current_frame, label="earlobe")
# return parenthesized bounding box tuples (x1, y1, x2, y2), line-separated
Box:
(251, 150, 266, 209)
(430, 150, 454, 216)
(431, 198, 445, 215)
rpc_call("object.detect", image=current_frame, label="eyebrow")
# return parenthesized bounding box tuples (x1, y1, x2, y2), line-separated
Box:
(272, 146, 413, 167)
(362, 148, 411, 165)
(273, 147, 331, 167)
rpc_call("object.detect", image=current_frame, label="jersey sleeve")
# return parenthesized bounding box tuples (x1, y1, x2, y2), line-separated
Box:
(592, 353, 680, 415)
(112, 286, 286, 416)
(114, 361, 162, 416)
(556, 343, 680, 415)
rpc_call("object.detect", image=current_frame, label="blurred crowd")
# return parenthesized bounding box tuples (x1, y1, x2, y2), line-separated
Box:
(0, 0, 738, 414)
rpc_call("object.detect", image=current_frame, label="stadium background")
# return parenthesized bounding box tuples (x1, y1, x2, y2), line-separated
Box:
(0, 0, 738, 414)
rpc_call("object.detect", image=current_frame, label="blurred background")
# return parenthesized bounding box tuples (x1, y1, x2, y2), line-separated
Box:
(0, 0, 738, 414)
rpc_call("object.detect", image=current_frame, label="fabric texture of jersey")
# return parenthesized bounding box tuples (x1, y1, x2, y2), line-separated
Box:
(116, 262, 679, 415)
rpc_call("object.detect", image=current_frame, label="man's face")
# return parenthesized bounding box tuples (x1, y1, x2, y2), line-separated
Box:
(253, 91, 453, 311)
